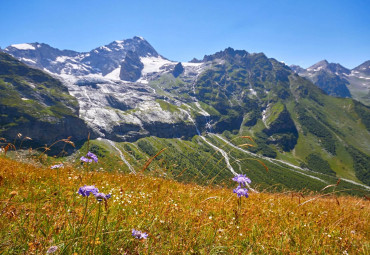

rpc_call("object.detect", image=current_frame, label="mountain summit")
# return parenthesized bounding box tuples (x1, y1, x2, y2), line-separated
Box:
(3, 37, 159, 76)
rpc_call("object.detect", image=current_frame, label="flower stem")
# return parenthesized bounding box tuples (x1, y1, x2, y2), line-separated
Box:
(80, 196, 89, 224)
(91, 202, 102, 253)
(57, 168, 61, 201)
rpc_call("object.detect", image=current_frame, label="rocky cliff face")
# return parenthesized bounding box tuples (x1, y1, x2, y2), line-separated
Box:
(119, 51, 144, 81)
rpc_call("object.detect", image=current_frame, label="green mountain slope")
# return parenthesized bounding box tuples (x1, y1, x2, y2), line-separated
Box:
(146, 48, 370, 186)
(0, 52, 89, 151)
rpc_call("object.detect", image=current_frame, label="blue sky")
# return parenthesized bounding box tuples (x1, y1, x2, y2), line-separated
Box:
(1, 0, 369, 68)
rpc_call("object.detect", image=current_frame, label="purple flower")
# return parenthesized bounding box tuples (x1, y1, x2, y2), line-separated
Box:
(51, 163, 64, 169)
(78, 185, 99, 197)
(232, 174, 251, 186)
(80, 151, 98, 163)
(233, 186, 249, 198)
(46, 246, 58, 254)
(132, 229, 148, 239)
(94, 192, 111, 201)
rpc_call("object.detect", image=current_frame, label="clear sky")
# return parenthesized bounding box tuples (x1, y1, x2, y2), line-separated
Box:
(1, 0, 369, 69)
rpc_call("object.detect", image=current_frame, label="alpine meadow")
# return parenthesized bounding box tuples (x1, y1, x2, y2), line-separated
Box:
(1, 1, 370, 254)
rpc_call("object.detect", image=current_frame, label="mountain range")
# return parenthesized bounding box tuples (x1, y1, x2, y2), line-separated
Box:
(1, 37, 369, 193)
(290, 60, 370, 105)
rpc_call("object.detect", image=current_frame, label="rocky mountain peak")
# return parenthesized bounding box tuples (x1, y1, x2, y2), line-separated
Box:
(307, 60, 350, 75)
(289, 65, 306, 74)
(202, 47, 249, 62)
(3, 36, 160, 76)
(307, 60, 329, 72)
(353, 60, 370, 76)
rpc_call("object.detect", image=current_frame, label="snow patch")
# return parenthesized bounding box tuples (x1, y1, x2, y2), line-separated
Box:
(182, 62, 203, 67)
(21, 58, 36, 64)
(140, 56, 174, 75)
(100, 46, 112, 52)
(136, 78, 149, 84)
(307, 66, 324, 72)
(249, 88, 257, 96)
(104, 66, 121, 80)
(10, 43, 35, 50)
(55, 56, 69, 63)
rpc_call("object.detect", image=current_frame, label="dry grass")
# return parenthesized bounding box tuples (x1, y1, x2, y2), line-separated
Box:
(0, 156, 369, 254)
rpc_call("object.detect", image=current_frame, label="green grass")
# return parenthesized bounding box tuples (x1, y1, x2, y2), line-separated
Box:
(0, 154, 369, 254)
(155, 99, 180, 113)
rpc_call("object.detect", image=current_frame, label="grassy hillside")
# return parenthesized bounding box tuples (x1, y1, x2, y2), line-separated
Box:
(0, 156, 368, 254)
(155, 49, 370, 187)
(69, 135, 370, 197)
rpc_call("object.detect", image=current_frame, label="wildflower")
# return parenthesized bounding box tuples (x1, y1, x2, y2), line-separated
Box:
(80, 151, 98, 163)
(46, 246, 58, 254)
(51, 163, 64, 169)
(132, 229, 148, 239)
(78, 185, 99, 197)
(233, 186, 249, 198)
(94, 192, 111, 201)
(232, 174, 251, 186)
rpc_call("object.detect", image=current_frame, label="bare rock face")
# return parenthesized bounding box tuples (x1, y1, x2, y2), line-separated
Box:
(119, 51, 143, 82)
(172, 62, 184, 78)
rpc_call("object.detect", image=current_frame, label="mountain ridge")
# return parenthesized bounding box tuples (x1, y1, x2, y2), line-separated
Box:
(290, 59, 370, 105)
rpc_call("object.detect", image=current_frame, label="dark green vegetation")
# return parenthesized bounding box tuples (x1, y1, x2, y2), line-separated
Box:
(83, 135, 368, 196)
(347, 146, 370, 186)
(0, 52, 88, 151)
(303, 153, 336, 176)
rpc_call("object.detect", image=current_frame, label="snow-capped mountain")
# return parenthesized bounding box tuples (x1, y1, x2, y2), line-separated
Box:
(2, 40, 370, 188)
(291, 60, 370, 104)
(4, 36, 161, 77)
(2, 37, 211, 141)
